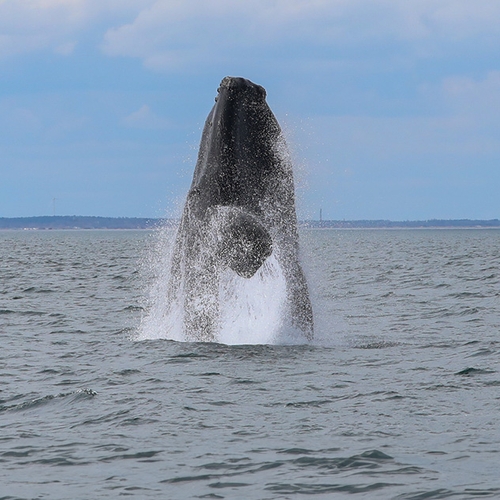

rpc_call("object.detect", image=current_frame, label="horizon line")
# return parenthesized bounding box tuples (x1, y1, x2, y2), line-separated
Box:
(1, 215, 499, 222)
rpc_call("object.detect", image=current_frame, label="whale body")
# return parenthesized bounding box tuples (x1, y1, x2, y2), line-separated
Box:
(167, 76, 313, 341)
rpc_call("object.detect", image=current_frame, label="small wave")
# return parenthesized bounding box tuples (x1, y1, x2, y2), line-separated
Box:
(353, 340, 401, 349)
(0, 309, 47, 317)
(455, 367, 495, 376)
(392, 487, 500, 499)
(467, 348, 495, 358)
(161, 449, 401, 490)
(0, 389, 97, 413)
(21, 287, 56, 294)
(98, 450, 162, 463)
(122, 305, 144, 312)
(278, 447, 340, 455)
(265, 481, 397, 495)
(448, 291, 487, 299)
(114, 368, 141, 376)
(285, 399, 333, 408)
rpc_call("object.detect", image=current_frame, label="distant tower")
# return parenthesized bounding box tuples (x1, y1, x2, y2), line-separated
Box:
(52, 197, 57, 216)
(320, 208, 323, 224)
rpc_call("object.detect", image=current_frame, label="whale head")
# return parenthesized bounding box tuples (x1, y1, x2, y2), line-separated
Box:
(190, 76, 282, 215)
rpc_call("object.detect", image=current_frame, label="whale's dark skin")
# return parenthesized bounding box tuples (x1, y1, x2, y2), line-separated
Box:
(167, 76, 313, 341)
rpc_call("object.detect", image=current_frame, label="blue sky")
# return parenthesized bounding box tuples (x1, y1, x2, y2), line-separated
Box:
(1, 0, 500, 220)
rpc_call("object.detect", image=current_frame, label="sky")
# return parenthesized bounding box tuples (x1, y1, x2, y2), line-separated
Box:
(1, 0, 500, 221)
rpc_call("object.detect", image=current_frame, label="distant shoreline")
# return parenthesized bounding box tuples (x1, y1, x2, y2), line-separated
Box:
(1, 216, 499, 230)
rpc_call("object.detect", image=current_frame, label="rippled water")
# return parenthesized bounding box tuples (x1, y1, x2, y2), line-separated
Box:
(1, 229, 499, 499)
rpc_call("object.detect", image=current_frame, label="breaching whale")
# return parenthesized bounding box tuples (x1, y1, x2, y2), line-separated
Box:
(166, 76, 313, 342)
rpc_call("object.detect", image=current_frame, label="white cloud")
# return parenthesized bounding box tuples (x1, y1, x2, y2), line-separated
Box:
(101, 0, 500, 72)
(122, 104, 172, 129)
(0, 0, 153, 58)
(0, 0, 84, 57)
(3, 0, 499, 70)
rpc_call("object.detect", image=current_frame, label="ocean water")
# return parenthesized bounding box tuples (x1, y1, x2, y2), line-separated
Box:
(0, 228, 499, 499)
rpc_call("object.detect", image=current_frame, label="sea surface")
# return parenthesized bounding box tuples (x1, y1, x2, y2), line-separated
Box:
(0, 228, 499, 499)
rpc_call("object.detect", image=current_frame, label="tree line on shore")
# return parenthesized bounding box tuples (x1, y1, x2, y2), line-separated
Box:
(1, 216, 499, 230)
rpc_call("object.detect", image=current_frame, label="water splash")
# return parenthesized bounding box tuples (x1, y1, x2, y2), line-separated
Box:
(217, 254, 286, 345)
(136, 226, 184, 342)
(135, 224, 310, 345)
